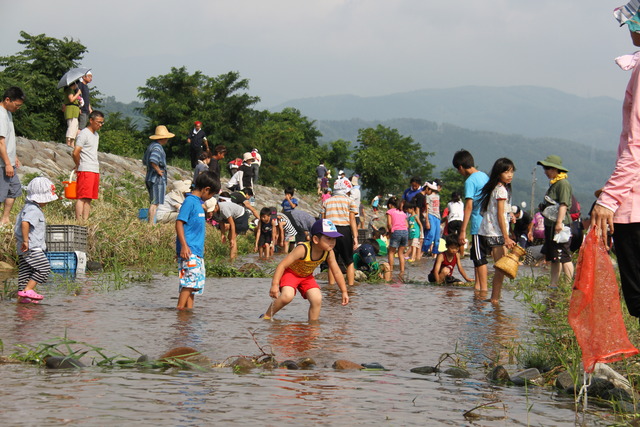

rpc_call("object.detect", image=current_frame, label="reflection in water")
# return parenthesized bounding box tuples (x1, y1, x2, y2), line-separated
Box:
(0, 274, 604, 426)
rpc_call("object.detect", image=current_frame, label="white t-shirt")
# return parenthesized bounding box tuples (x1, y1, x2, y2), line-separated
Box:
(479, 184, 511, 237)
(76, 127, 100, 173)
(447, 200, 464, 222)
(0, 106, 16, 167)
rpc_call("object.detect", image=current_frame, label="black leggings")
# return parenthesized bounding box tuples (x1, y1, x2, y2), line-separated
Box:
(613, 223, 640, 318)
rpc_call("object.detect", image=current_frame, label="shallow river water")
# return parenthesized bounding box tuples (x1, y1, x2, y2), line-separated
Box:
(0, 257, 612, 426)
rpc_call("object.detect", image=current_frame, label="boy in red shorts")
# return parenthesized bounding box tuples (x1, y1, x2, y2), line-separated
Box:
(262, 219, 350, 323)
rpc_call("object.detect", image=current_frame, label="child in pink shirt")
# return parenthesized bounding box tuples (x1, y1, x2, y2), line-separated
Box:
(386, 196, 408, 275)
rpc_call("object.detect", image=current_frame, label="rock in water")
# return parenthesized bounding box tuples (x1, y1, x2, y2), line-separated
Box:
(511, 368, 543, 386)
(444, 367, 470, 378)
(410, 366, 439, 375)
(361, 362, 386, 370)
(279, 360, 300, 370)
(487, 365, 510, 382)
(45, 356, 86, 369)
(332, 359, 363, 370)
(297, 357, 316, 369)
(231, 357, 256, 371)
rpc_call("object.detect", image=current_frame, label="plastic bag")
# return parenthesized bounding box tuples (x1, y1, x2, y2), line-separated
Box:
(568, 227, 639, 373)
(553, 226, 571, 243)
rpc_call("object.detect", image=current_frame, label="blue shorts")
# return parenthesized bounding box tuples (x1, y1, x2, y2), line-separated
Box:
(146, 179, 166, 205)
(0, 169, 21, 202)
(389, 229, 409, 248)
(178, 254, 205, 295)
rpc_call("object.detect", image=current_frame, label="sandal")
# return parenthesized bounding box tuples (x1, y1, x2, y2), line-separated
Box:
(17, 289, 44, 300)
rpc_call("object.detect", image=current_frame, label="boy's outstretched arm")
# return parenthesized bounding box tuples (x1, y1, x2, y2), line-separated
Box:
(326, 250, 349, 305)
(270, 244, 306, 299)
(456, 256, 473, 282)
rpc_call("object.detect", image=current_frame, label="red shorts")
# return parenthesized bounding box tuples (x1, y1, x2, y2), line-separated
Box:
(280, 269, 320, 299)
(76, 171, 100, 199)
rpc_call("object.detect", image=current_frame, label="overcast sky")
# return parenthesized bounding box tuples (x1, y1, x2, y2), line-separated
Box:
(0, 0, 634, 107)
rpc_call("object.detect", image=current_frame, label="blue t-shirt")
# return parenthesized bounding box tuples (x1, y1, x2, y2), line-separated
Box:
(464, 171, 490, 235)
(403, 187, 421, 203)
(176, 194, 206, 258)
(281, 197, 298, 213)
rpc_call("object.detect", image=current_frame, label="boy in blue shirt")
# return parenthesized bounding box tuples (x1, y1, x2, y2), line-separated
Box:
(176, 171, 220, 310)
(452, 150, 490, 292)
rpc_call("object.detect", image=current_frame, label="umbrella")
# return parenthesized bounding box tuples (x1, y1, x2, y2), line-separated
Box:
(57, 67, 91, 89)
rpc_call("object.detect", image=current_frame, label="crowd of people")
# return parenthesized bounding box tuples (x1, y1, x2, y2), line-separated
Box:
(5, 0, 640, 324)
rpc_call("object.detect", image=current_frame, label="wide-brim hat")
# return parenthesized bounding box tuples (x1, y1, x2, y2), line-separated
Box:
(311, 219, 343, 238)
(149, 125, 175, 140)
(26, 177, 58, 204)
(615, 0, 640, 26)
(243, 152, 255, 162)
(171, 180, 192, 194)
(537, 155, 568, 172)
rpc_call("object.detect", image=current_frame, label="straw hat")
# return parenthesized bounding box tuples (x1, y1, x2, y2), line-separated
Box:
(149, 125, 175, 140)
(26, 177, 58, 204)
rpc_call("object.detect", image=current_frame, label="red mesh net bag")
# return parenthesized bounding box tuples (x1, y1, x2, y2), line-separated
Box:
(568, 227, 638, 373)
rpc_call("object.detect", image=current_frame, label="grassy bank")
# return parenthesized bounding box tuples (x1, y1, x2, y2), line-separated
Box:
(509, 269, 640, 418)
(0, 172, 260, 275)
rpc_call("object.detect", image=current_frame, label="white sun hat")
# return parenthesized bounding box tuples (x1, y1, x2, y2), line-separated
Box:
(26, 177, 59, 203)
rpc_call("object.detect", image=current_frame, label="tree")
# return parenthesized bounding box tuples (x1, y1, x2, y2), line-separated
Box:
(437, 167, 466, 206)
(326, 139, 353, 172)
(353, 125, 434, 196)
(137, 67, 260, 160)
(253, 108, 323, 190)
(99, 112, 146, 158)
(0, 31, 88, 141)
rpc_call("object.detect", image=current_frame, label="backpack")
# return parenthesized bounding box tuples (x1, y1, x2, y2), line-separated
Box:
(533, 212, 545, 240)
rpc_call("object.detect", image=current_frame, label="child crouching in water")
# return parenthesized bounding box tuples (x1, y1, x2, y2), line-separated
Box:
(428, 234, 472, 284)
(14, 177, 59, 303)
(478, 158, 516, 303)
(176, 171, 220, 310)
(262, 219, 349, 323)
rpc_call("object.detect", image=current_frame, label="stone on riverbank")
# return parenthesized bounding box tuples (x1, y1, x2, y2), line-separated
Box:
(44, 356, 86, 369)
(231, 356, 256, 371)
(238, 263, 262, 274)
(487, 365, 510, 382)
(410, 366, 440, 375)
(511, 368, 543, 386)
(333, 359, 363, 370)
(555, 371, 575, 391)
(444, 367, 471, 378)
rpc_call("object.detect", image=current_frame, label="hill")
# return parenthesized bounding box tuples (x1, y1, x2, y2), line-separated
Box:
(315, 117, 616, 207)
(272, 86, 622, 150)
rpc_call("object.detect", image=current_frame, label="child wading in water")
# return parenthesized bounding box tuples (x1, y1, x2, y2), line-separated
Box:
(478, 158, 516, 303)
(254, 207, 276, 259)
(428, 234, 473, 284)
(14, 177, 59, 303)
(262, 219, 349, 323)
(176, 171, 220, 310)
(386, 196, 408, 275)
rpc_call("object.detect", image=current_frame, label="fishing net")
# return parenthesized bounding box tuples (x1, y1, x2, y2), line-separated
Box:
(568, 227, 638, 373)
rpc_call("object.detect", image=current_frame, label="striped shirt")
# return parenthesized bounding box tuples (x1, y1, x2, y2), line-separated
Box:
(321, 195, 358, 226)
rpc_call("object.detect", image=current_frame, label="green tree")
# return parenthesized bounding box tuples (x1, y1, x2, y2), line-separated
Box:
(137, 67, 260, 160)
(253, 108, 323, 190)
(0, 31, 88, 141)
(99, 112, 146, 158)
(326, 139, 353, 172)
(437, 167, 466, 205)
(353, 125, 434, 196)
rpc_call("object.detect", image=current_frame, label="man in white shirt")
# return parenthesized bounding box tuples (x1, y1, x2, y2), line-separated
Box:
(0, 87, 25, 227)
(73, 111, 104, 221)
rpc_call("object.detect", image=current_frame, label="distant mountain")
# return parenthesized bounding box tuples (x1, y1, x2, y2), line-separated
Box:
(100, 96, 147, 130)
(272, 86, 622, 150)
(315, 117, 615, 207)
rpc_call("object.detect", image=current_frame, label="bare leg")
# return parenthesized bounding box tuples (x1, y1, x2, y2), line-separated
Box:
(346, 263, 355, 286)
(562, 261, 574, 281)
(75, 198, 92, 221)
(388, 247, 396, 273)
(398, 246, 406, 274)
(148, 204, 158, 224)
(177, 288, 195, 309)
(490, 246, 506, 303)
(263, 287, 295, 319)
(0, 198, 15, 225)
(306, 288, 323, 322)
(475, 264, 488, 291)
(550, 262, 561, 287)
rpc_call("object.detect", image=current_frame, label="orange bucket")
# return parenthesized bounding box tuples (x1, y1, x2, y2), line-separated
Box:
(62, 170, 77, 199)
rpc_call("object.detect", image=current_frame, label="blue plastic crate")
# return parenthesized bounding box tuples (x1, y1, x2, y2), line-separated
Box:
(46, 252, 77, 276)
